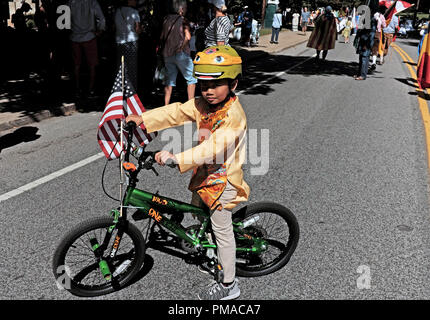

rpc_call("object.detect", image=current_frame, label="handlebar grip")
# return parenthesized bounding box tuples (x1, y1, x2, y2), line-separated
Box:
(165, 158, 178, 168)
(125, 121, 136, 132)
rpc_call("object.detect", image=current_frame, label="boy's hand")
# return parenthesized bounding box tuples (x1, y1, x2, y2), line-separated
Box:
(125, 114, 143, 127)
(155, 151, 178, 166)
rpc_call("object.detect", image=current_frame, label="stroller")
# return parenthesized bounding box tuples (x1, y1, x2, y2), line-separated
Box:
(251, 19, 261, 46)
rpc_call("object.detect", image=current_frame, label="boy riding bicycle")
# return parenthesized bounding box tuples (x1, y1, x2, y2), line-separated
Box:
(126, 45, 249, 300)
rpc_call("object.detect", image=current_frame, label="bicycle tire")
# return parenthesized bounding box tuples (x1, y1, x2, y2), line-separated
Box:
(233, 202, 299, 277)
(52, 216, 145, 297)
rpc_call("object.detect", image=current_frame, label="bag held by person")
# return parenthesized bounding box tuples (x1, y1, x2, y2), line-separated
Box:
(153, 15, 181, 85)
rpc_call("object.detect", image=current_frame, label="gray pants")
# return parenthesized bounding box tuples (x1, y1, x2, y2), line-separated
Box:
(117, 41, 138, 90)
(192, 182, 238, 283)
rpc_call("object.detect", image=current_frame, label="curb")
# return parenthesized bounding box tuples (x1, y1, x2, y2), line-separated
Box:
(0, 103, 76, 132)
(0, 37, 309, 133)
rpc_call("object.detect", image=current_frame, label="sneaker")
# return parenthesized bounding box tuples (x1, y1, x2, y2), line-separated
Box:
(198, 278, 240, 300)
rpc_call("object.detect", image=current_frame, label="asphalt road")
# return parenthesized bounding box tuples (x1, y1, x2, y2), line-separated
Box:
(0, 36, 429, 300)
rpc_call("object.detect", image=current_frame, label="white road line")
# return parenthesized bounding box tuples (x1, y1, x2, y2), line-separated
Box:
(0, 52, 315, 203)
(0, 152, 105, 203)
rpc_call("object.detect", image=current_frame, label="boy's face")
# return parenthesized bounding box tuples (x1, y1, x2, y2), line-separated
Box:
(200, 79, 237, 105)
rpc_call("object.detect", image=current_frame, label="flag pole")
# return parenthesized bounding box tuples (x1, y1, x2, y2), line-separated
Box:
(120, 55, 125, 217)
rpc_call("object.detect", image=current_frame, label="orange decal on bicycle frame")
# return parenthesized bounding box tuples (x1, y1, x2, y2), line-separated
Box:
(152, 195, 168, 206)
(148, 208, 163, 222)
(113, 235, 121, 249)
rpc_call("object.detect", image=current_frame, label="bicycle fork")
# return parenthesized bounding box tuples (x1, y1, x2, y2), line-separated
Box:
(89, 209, 124, 282)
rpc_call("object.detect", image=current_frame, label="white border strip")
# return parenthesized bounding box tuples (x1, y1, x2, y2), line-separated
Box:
(0, 152, 105, 203)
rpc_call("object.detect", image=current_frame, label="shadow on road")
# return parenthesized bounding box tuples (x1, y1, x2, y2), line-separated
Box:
(1, 49, 362, 118)
(408, 90, 430, 101)
(238, 51, 360, 96)
(0, 126, 41, 153)
(395, 77, 419, 88)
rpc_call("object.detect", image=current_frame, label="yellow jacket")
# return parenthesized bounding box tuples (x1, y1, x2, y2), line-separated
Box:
(141, 97, 250, 209)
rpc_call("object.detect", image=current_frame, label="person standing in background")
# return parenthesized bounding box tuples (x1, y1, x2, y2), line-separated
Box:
(114, 0, 142, 90)
(307, 6, 337, 63)
(270, 8, 282, 44)
(370, 9, 386, 70)
(68, 0, 106, 99)
(300, 7, 310, 35)
(342, 17, 352, 43)
(241, 6, 253, 47)
(160, 0, 196, 105)
(205, 0, 231, 47)
(354, 15, 377, 80)
(292, 11, 300, 32)
(382, 14, 399, 63)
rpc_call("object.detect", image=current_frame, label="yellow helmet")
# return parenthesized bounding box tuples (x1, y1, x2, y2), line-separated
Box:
(193, 45, 242, 80)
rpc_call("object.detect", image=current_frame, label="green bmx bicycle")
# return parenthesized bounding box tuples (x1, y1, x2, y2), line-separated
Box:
(52, 122, 300, 297)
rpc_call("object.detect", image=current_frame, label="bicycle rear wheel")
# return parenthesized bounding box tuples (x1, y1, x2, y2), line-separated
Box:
(233, 202, 299, 277)
(52, 216, 145, 297)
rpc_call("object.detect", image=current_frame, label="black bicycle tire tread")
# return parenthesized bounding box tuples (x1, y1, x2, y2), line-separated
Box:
(52, 216, 145, 297)
(234, 202, 299, 277)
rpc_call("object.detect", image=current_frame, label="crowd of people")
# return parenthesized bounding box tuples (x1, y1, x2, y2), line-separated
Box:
(3, 0, 429, 104)
(2, 0, 260, 107)
(289, 4, 417, 81)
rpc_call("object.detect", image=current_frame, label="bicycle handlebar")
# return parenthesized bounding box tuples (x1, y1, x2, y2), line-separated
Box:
(165, 158, 178, 169)
(123, 120, 177, 176)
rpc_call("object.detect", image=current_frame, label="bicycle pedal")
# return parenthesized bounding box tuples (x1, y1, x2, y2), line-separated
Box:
(214, 264, 224, 283)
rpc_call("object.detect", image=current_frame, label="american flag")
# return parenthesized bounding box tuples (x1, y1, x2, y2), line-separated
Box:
(97, 66, 156, 160)
(384, 1, 413, 24)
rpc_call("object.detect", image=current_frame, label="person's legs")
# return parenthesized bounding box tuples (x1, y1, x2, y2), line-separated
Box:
(176, 51, 197, 100)
(164, 86, 173, 105)
(356, 54, 369, 80)
(164, 55, 178, 105)
(71, 41, 82, 95)
(360, 55, 369, 79)
(274, 28, 280, 43)
(187, 84, 196, 100)
(197, 182, 240, 300)
(322, 50, 328, 60)
(357, 54, 363, 77)
(83, 38, 99, 94)
(121, 41, 139, 90)
(271, 27, 275, 43)
(244, 28, 251, 47)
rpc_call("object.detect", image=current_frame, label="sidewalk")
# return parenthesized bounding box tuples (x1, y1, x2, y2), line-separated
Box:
(0, 30, 310, 133)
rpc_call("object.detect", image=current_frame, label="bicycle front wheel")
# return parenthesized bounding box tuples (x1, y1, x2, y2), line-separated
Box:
(52, 216, 145, 297)
(234, 202, 299, 277)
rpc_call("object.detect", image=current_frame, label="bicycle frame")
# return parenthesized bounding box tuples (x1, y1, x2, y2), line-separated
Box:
(119, 184, 266, 255)
(123, 185, 212, 248)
